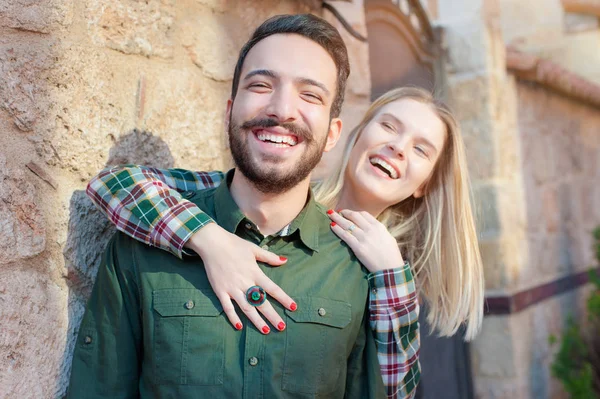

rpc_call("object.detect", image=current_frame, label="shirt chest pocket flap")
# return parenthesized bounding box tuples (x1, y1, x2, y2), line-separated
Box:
(152, 288, 225, 386)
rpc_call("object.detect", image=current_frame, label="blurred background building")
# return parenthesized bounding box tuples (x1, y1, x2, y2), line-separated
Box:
(1, 0, 599, 397)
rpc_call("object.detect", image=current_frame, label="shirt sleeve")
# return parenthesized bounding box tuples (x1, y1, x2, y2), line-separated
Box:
(86, 165, 225, 259)
(367, 262, 421, 399)
(67, 234, 142, 398)
(344, 306, 387, 398)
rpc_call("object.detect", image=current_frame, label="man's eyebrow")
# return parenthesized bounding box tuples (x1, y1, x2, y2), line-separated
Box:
(382, 112, 439, 154)
(296, 78, 330, 96)
(243, 69, 277, 80)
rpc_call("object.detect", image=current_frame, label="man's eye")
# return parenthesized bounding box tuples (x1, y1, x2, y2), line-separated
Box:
(302, 93, 322, 103)
(249, 83, 269, 89)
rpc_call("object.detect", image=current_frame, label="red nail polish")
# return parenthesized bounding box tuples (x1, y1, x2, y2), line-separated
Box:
(290, 302, 297, 311)
(327, 209, 334, 215)
(235, 323, 242, 330)
(279, 256, 287, 261)
(336, 209, 342, 213)
(331, 222, 336, 227)
(262, 326, 270, 334)
(277, 322, 286, 331)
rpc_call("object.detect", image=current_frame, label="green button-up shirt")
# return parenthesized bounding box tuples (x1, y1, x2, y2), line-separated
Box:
(68, 170, 385, 398)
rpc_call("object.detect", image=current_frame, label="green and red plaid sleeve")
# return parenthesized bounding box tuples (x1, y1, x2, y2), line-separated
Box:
(368, 262, 420, 399)
(86, 165, 224, 259)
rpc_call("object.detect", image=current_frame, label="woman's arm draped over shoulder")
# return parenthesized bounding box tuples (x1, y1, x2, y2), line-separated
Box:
(327, 210, 420, 398)
(368, 264, 420, 399)
(86, 165, 224, 259)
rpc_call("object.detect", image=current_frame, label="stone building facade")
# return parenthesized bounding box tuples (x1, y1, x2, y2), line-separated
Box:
(0, 0, 599, 398)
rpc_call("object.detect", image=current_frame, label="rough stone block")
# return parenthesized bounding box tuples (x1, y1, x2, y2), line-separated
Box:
(458, 119, 496, 181)
(0, 0, 73, 33)
(499, 0, 564, 49)
(440, 20, 490, 75)
(142, 68, 229, 171)
(472, 182, 501, 238)
(181, 12, 242, 82)
(85, 0, 175, 58)
(471, 315, 516, 378)
(0, 155, 45, 265)
(0, 268, 68, 398)
(0, 32, 55, 132)
(447, 74, 491, 122)
(478, 238, 507, 291)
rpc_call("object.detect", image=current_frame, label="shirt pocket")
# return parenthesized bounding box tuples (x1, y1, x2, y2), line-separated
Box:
(281, 296, 352, 395)
(152, 288, 224, 386)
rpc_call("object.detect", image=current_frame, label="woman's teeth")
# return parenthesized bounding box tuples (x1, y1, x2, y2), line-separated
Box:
(370, 157, 398, 179)
(257, 133, 297, 146)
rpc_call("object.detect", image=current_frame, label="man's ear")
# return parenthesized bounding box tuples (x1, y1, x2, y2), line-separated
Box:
(323, 117, 343, 153)
(224, 99, 233, 134)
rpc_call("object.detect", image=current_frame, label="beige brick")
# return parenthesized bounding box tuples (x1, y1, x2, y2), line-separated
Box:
(0, 0, 73, 33)
(0, 155, 45, 265)
(85, 0, 176, 58)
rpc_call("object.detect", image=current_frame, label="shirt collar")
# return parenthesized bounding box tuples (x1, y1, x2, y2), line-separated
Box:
(213, 169, 320, 252)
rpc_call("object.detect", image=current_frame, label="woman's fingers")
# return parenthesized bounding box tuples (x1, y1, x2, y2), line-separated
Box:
(256, 300, 287, 332)
(257, 273, 297, 312)
(338, 209, 371, 230)
(217, 292, 244, 331)
(330, 221, 359, 248)
(252, 244, 288, 267)
(327, 209, 365, 239)
(231, 290, 273, 334)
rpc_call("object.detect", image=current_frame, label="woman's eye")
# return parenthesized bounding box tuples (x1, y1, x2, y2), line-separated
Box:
(415, 146, 428, 157)
(381, 122, 395, 131)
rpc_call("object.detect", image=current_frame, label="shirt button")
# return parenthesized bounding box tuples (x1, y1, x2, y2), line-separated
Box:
(84, 336, 93, 344)
(182, 191, 195, 199)
(318, 308, 326, 317)
(185, 300, 195, 310)
(261, 245, 269, 250)
(372, 288, 378, 295)
(249, 357, 259, 366)
(245, 222, 252, 229)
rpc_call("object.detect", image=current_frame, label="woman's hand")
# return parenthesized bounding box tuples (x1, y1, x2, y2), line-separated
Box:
(185, 223, 296, 334)
(327, 209, 404, 273)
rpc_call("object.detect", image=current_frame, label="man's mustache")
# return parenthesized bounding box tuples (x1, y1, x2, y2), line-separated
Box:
(241, 118, 313, 143)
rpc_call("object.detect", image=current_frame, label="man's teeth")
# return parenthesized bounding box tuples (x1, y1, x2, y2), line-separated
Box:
(257, 133, 297, 146)
(370, 157, 399, 179)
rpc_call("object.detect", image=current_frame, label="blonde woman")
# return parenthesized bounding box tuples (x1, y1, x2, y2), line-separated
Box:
(87, 87, 484, 397)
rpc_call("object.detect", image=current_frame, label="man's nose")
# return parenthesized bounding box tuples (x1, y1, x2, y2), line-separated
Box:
(265, 86, 298, 123)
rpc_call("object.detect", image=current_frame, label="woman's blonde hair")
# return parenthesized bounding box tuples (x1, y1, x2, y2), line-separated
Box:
(314, 87, 484, 341)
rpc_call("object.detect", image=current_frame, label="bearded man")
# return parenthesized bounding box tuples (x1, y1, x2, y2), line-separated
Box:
(67, 14, 385, 398)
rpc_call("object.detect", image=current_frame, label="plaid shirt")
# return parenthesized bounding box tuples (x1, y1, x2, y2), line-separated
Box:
(86, 165, 420, 398)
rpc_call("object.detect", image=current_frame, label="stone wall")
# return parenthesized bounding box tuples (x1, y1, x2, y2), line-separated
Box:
(436, 0, 600, 397)
(0, 1, 377, 397)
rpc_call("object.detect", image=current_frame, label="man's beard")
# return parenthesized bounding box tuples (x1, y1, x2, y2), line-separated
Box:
(229, 116, 328, 194)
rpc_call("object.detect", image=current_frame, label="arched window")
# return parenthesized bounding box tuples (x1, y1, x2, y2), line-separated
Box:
(365, 0, 439, 100)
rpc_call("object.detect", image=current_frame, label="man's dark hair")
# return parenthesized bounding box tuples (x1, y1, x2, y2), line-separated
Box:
(231, 14, 350, 118)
